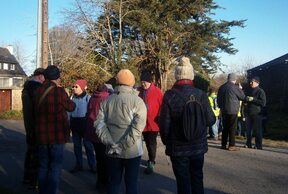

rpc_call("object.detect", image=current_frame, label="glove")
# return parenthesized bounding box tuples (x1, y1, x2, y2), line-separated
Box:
(242, 117, 246, 121)
(108, 144, 122, 155)
(247, 96, 254, 101)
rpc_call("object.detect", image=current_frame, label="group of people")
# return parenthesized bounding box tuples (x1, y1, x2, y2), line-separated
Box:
(207, 73, 267, 151)
(22, 56, 266, 194)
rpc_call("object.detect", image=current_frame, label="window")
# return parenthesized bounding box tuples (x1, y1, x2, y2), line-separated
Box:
(10, 64, 15, 70)
(3, 63, 8, 70)
(13, 78, 23, 87)
(0, 78, 10, 87)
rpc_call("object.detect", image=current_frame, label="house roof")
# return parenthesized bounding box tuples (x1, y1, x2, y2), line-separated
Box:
(247, 53, 288, 73)
(0, 47, 27, 77)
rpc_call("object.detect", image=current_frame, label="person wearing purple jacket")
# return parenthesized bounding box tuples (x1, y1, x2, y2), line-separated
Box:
(85, 84, 110, 193)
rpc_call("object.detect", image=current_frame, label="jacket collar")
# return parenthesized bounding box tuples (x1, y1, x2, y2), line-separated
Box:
(174, 79, 193, 86)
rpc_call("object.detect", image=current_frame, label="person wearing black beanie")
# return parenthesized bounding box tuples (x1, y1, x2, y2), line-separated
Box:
(139, 70, 163, 174)
(244, 76, 266, 150)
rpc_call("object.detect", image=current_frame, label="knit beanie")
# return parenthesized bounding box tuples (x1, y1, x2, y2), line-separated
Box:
(44, 65, 60, 80)
(116, 69, 135, 87)
(228, 73, 237, 81)
(174, 56, 194, 81)
(140, 71, 152, 83)
(75, 79, 87, 91)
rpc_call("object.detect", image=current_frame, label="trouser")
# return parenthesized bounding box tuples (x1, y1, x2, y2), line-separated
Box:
(246, 114, 263, 149)
(72, 133, 96, 170)
(209, 117, 219, 138)
(94, 143, 107, 187)
(143, 131, 158, 163)
(38, 144, 64, 194)
(107, 156, 141, 194)
(23, 144, 38, 186)
(221, 114, 238, 147)
(170, 155, 204, 194)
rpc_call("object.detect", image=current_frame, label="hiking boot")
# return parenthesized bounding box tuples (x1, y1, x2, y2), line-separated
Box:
(220, 145, 227, 150)
(69, 166, 83, 173)
(253, 146, 262, 150)
(228, 146, 240, 151)
(243, 145, 252, 148)
(144, 161, 155, 174)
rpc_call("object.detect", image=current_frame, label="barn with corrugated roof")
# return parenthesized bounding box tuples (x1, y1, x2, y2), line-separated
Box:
(247, 53, 288, 112)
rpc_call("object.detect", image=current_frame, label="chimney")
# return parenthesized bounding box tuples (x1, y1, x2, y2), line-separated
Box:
(6, 45, 14, 55)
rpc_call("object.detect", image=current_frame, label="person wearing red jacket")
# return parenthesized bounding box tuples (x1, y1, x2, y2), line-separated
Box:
(139, 71, 163, 174)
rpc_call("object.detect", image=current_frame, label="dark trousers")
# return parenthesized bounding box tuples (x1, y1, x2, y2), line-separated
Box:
(246, 114, 263, 149)
(93, 143, 107, 187)
(143, 131, 158, 162)
(23, 144, 38, 186)
(221, 114, 238, 147)
(107, 156, 141, 194)
(170, 155, 204, 194)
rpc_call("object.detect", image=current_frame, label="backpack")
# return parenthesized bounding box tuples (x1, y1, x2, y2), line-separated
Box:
(172, 89, 207, 141)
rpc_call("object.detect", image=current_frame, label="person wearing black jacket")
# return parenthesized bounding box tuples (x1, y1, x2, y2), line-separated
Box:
(217, 73, 251, 151)
(159, 56, 215, 194)
(244, 76, 266, 149)
(22, 68, 45, 190)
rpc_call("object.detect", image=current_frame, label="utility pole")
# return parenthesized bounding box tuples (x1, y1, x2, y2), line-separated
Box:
(42, 0, 49, 68)
(36, 0, 42, 68)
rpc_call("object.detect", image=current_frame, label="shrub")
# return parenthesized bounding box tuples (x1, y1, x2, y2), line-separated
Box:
(0, 110, 23, 120)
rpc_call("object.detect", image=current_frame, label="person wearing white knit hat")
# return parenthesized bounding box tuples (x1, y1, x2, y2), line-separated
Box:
(159, 56, 215, 194)
(174, 56, 195, 81)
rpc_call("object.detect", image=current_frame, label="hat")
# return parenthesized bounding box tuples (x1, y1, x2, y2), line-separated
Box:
(251, 76, 260, 83)
(228, 73, 237, 81)
(116, 69, 135, 87)
(44, 65, 60, 80)
(96, 84, 108, 92)
(174, 56, 194, 81)
(140, 71, 152, 83)
(33, 68, 45, 76)
(75, 79, 87, 91)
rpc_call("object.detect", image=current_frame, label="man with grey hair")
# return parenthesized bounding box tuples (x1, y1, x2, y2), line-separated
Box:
(217, 73, 250, 151)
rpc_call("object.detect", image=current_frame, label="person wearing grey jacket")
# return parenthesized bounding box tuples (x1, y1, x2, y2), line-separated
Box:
(94, 69, 147, 194)
(217, 73, 251, 151)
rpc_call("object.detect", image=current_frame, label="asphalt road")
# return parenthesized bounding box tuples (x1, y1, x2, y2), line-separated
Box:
(0, 120, 287, 194)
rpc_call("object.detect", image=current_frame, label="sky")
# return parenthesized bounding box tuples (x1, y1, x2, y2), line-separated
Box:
(0, 0, 288, 75)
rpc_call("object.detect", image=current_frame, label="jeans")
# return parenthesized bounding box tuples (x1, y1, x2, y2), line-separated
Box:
(246, 114, 263, 149)
(221, 114, 238, 147)
(170, 155, 204, 194)
(143, 131, 158, 162)
(38, 144, 64, 194)
(72, 133, 96, 170)
(209, 118, 219, 138)
(107, 156, 141, 194)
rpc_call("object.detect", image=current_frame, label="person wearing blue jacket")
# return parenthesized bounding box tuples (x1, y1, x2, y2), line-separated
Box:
(69, 79, 96, 173)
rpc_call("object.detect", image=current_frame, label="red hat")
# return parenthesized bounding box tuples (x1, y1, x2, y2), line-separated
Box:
(75, 79, 87, 91)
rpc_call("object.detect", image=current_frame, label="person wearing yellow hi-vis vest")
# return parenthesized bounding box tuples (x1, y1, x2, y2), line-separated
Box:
(236, 100, 246, 137)
(208, 87, 220, 140)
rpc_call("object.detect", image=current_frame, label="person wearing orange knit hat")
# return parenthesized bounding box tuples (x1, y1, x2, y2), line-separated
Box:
(94, 69, 147, 194)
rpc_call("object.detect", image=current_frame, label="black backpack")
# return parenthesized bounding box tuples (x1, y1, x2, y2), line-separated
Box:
(172, 89, 207, 141)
